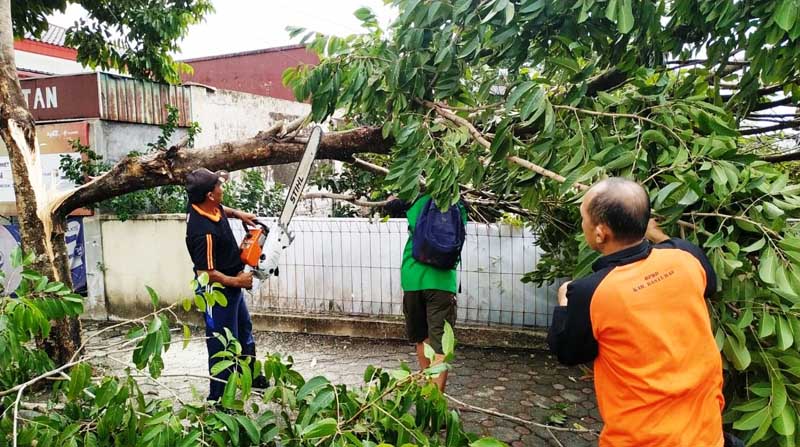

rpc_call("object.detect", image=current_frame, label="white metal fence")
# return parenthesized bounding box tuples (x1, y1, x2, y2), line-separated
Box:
(234, 218, 559, 328)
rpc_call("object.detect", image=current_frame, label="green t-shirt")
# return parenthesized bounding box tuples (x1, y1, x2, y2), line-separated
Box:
(400, 195, 467, 293)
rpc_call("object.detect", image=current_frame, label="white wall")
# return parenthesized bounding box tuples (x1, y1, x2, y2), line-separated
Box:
(15, 50, 92, 75)
(189, 85, 310, 148)
(97, 216, 559, 328)
(100, 215, 196, 317)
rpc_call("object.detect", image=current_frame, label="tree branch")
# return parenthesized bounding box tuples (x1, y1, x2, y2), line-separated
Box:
(750, 97, 794, 112)
(350, 157, 390, 176)
(302, 192, 391, 207)
(426, 101, 704, 233)
(740, 119, 800, 136)
(51, 126, 391, 216)
(762, 149, 800, 163)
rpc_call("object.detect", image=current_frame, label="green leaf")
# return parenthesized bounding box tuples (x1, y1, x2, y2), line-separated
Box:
(198, 272, 209, 287)
(605, 152, 636, 170)
(642, 129, 668, 147)
(354, 7, 375, 22)
(778, 316, 794, 350)
(520, 87, 546, 123)
(733, 405, 770, 431)
(506, 81, 536, 110)
(605, 0, 618, 21)
(749, 407, 775, 445)
(732, 397, 769, 412)
(183, 324, 191, 349)
(764, 201, 785, 219)
(236, 415, 261, 444)
(145, 412, 171, 426)
(363, 365, 376, 383)
(773, 404, 796, 436)
(775, 0, 799, 32)
(759, 312, 776, 338)
(211, 360, 235, 377)
(67, 363, 91, 401)
(722, 334, 751, 370)
(617, 0, 634, 33)
(759, 247, 778, 285)
(213, 290, 228, 307)
(145, 285, 159, 309)
(470, 438, 507, 447)
(458, 34, 480, 59)
(222, 371, 239, 408)
(194, 294, 206, 312)
(178, 430, 202, 447)
(147, 316, 162, 334)
(297, 376, 330, 400)
(390, 369, 410, 380)
(772, 376, 788, 416)
(704, 231, 725, 249)
(742, 238, 766, 253)
(301, 418, 338, 439)
(502, 2, 516, 24)
(182, 298, 192, 312)
(442, 321, 455, 356)
(424, 342, 436, 362)
(215, 412, 240, 446)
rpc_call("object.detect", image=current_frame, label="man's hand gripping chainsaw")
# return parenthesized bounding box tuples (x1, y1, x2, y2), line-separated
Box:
(238, 125, 322, 279)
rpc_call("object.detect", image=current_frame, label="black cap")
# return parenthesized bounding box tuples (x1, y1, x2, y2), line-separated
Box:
(186, 168, 225, 204)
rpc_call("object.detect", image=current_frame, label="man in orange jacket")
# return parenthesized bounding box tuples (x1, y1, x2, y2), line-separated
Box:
(547, 177, 726, 446)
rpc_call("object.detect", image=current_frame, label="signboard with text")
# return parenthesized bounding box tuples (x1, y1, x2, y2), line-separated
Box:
(19, 73, 100, 122)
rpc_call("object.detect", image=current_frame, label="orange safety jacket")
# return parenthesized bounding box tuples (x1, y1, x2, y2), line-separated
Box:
(548, 239, 724, 447)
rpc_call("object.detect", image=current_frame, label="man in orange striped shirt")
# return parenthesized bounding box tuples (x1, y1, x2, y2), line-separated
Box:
(547, 178, 726, 446)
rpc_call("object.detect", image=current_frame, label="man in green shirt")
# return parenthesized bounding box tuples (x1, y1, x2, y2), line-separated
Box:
(385, 194, 467, 392)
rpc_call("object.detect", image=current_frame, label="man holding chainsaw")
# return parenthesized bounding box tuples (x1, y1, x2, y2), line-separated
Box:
(184, 168, 268, 402)
(547, 178, 726, 446)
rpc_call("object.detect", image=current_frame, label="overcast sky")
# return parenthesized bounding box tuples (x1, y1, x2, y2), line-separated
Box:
(48, 1, 397, 60)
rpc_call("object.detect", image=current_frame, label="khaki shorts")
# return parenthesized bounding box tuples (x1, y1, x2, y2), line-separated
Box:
(403, 290, 456, 354)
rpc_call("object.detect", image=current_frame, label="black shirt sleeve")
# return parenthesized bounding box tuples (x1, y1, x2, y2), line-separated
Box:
(655, 237, 718, 297)
(187, 233, 217, 271)
(547, 278, 601, 366)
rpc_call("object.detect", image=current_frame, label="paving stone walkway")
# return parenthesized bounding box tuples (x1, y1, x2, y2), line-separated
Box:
(85, 324, 602, 446)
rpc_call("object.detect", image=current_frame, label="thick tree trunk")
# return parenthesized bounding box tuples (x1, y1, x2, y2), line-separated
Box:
(54, 125, 390, 215)
(0, 0, 80, 365)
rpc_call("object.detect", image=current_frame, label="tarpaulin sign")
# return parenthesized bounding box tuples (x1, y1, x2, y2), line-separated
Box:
(0, 217, 87, 294)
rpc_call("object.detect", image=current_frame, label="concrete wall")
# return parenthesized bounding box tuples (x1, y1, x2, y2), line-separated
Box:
(88, 119, 189, 162)
(189, 85, 309, 148)
(82, 216, 107, 319)
(99, 215, 196, 318)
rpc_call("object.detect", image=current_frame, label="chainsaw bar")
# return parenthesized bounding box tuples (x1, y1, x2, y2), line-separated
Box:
(256, 125, 323, 277)
(280, 125, 322, 229)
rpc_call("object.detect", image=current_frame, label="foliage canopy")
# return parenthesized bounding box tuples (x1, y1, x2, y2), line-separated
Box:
(283, 1, 800, 445)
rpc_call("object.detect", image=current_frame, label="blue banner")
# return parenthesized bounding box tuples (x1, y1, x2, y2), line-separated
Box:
(0, 217, 87, 294)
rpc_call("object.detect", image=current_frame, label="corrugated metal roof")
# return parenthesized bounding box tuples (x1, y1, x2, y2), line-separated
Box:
(98, 73, 193, 126)
(25, 23, 68, 47)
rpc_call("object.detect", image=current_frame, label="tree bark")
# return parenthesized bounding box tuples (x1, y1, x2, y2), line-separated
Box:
(53, 125, 390, 216)
(0, 0, 80, 365)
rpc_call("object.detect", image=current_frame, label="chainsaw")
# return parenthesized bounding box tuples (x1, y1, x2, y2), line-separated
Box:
(239, 125, 323, 279)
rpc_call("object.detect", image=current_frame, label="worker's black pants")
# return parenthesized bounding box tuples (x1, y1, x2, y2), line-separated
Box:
(203, 286, 256, 401)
